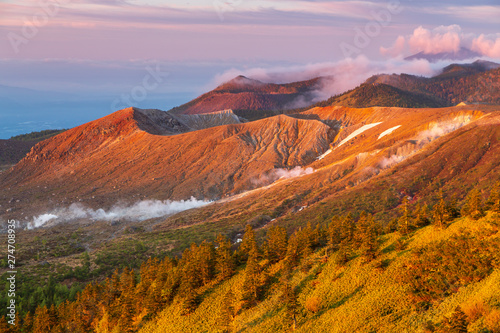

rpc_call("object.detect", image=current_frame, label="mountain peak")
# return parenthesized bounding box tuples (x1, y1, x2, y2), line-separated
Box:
(404, 47, 481, 62)
(219, 75, 264, 89)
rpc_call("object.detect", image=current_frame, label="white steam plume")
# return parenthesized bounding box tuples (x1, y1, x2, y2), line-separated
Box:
(252, 166, 314, 188)
(378, 116, 475, 170)
(28, 197, 210, 229)
(274, 166, 314, 179)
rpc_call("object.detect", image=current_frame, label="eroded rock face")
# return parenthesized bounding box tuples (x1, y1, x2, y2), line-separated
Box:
(0, 107, 335, 212)
(1, 103, 497, 223)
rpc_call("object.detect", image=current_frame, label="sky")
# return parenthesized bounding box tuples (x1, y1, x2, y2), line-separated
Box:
(0, 0, 499, 138)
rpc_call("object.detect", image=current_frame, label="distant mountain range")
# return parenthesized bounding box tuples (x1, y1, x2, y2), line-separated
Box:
(171, 60, 500, 116)
(1, 60, 499, 172)
(168, 75, 325, 119)
(364, 60, 500, 106)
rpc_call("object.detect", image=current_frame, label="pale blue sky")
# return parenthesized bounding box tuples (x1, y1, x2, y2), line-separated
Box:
(0, 0, 499, 137)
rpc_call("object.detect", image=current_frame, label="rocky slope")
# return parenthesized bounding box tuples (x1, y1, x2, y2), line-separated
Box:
(0, 107, 335, 218)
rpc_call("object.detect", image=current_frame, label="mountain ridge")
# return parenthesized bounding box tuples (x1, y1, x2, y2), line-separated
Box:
(404, 47, 481, 62)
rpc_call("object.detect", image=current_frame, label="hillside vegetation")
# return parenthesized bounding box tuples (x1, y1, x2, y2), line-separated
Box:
(366, 67, 500, 106)
(2, 184, 500, 332)
(10, 129, 67, 142)
(0, 130, 67, 171)
(314, 83, 445, 108)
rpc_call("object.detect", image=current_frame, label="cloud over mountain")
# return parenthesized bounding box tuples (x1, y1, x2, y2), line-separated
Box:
(381, 25, 500, 59)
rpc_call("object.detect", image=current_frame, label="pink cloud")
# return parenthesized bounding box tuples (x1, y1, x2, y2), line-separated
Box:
(472, 34, 500, 58)
(408, 25, 462, 54)
(380, 35, 406, 58)
(381, 25, 500, 59)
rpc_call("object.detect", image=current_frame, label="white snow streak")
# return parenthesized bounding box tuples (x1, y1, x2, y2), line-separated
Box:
(316, 148, 332, 160)
(378, 125, 401, 140)
(337, 122, 382, 148)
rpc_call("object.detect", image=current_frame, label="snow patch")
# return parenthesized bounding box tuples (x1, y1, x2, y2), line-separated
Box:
(316, 148, 332, 160)
(337, 122, 383, 148)
(378, 125, 401, 140)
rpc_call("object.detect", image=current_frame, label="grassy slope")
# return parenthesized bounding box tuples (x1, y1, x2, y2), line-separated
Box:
(140, 214, 500, 333)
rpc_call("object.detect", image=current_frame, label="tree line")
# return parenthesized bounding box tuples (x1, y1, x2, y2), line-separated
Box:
(1, 182, 499, 332)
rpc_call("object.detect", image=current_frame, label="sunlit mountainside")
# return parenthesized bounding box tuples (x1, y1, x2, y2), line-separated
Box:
(1, 61, 500, 332)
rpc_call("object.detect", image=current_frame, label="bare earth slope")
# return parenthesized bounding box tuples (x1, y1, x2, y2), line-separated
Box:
(0, 107, 334, 216)
(186, 104, 500, 234)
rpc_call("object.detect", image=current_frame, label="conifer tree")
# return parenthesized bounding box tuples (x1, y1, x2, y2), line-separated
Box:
(23, 311, 34, 332)
(179, 278, 198, 315)
(398, 197, 413, 235)
(109, 269, 122, 300)
(119, 267, 136, 295)
(265, 226, 288, 262)
(241, 250, 260, 308)
(433, 191, 447, 229)
(327, 215, 342, 249)
(94, 308, 111, 333)
(340, 213, 355, 242)
(219, 289, 235, 332)
(181, 244, 202, 288)
(284, 233, 300, 269)
(216, 234, 235, 281)
(279, 277, 299, 330)
(336, 239, 351, 266)
(415, 204, 430, 228)
(160, 266, 180, 306)
(118, 298, 135, 333)
(197, 240, 216, 285)
(355, 211, 371, 244)
(33, 306, 51, 333)
(355, 212, 378, 260)
(487, 181, 500, 213)
(461, 188, 484, 219)
(48, 304, 58, 331)
(446, 195, 460, 220)
(239, 224, 258, 262)
(297, 224, 314, 257)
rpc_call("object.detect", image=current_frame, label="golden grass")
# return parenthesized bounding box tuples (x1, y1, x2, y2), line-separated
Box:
(139, 214, 500, 333)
